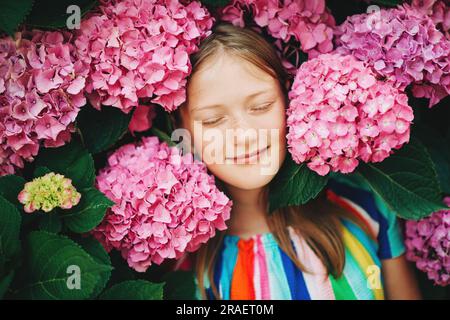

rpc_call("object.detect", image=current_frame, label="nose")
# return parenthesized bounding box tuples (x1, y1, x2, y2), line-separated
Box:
(229, 115, 258, 150)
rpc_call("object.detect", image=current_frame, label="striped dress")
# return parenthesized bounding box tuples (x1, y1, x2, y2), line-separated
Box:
(181, 179, 406, 300)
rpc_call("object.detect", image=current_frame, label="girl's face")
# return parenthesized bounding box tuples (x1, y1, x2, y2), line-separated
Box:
(179, 53, 287, 190)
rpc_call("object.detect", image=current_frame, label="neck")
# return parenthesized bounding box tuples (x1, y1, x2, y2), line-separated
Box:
(223, 184, 271, 237)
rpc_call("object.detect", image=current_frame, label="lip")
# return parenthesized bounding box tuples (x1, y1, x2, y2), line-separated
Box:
(227, 145, 270, 163)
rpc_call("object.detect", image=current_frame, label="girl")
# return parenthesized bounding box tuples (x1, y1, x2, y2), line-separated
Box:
(170, 23, 421, 300)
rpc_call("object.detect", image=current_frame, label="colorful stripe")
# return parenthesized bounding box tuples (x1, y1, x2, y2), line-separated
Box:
(329, 265, 358, 300)
(327, 179, 405, 259)
(197, 179, 406, 300)
(288, 227, 335, 300)
(255, 234, 270, 299)
(341, 226, 384, 300)
(253, 237, 261, 299)
(373, 195, 406, 259)
(219, 236, 239, 299)
(341, 219, 379, 265)
(230, 238, 255, 299)
(327, 189, 378, 241)
(279, 242, 310, 299)
(265, 235, 292, 299)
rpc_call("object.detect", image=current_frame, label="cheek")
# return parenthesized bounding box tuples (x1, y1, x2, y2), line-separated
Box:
(260, 103, 287, 147)
(192, 126, 226, 165)
(259, 101, 286, 128)
(264, 103, 287, 170)
(274, 101, 287, 130)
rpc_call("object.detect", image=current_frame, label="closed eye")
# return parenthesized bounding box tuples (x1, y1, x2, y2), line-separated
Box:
(202, 117, 223, 126)
(250, 102, 273, 112)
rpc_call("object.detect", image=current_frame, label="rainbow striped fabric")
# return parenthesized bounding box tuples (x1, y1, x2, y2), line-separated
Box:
(195, 180, 406, 300)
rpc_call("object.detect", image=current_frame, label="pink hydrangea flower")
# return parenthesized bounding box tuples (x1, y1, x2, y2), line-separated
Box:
(0, 31, 88, 176)
(405, 197, 450, 286)
(74, 0, 214, 113)
(334, 3, 450, 107)
(286, 53, 413, 176)
(128, 104, 157, 135)
(92, 136, 232, 272)
(411, 0, 450, 40)
(218, 0, 336, 61)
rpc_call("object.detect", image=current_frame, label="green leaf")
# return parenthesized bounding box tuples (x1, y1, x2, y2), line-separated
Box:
(38, 213, 62, 234)
(35, 138, 95, 190)
(367, 0, 402, 7)
(0, 270, 15, 299)
(77, 105, 132, 154)
(16, 231, 111, 299)
(0, 0, 34, 35)
(268, 154, 328, 213)
(62, 187, 114, 233)
(0, 175, 38, 228)
(33, 166, 51, 178)
(99, 280, 164, 300)
(0, 195, 22, 272)
(107, 251, 137, 285)
(412, 125, 450, 195)
(329, 171, 370, 191)
(25, 0, 97, 29)
(357, 137, 446, 220)
(0, 175, 26, 208)
(162, 271, 197, 300)
(76, 237, 112, 299)
(164, 111, 174, 135)
(151, 127, 176, 146)
(200, 0, 230, 7)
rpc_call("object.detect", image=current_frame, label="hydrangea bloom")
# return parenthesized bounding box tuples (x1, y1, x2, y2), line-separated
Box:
(411, 0, 450, 40)
(334, 3, 450, 107)
(18, 172, 81, 213)
(286, 53, 413, 176)
(0, 31, 88, 176)
(74, 0, 214, 113)
(92, 136, 232, 272)
(405, 197, 450, 286)
(218, 0, 336, 60)
(128, 104, 157, 134)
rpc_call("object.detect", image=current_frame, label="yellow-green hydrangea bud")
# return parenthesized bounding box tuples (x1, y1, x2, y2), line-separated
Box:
(18, 172, 81, 213)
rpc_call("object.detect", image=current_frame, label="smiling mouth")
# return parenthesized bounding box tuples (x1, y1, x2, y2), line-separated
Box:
(226, 145, 270, 162)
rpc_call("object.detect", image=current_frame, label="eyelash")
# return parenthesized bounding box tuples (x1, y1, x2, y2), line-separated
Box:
(250, 102, 273, 112)
(201, 102, 273, 126)
(202, 117, 223, 126)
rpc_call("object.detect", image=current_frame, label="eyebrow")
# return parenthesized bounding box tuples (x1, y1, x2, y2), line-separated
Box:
(190, 90, 271, 112)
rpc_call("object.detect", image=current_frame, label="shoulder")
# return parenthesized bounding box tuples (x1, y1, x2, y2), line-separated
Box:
(326, 178, 383, 239)
(326, 178, 406, 260)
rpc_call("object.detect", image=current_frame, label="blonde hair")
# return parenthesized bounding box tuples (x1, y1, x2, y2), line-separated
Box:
(172, 23, 368, 300)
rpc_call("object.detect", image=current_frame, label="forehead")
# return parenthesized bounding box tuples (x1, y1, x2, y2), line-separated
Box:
(186, 54, 277, 107)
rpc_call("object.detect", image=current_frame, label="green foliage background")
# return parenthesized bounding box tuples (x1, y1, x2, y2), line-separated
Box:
(0, 0, 449, 300)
